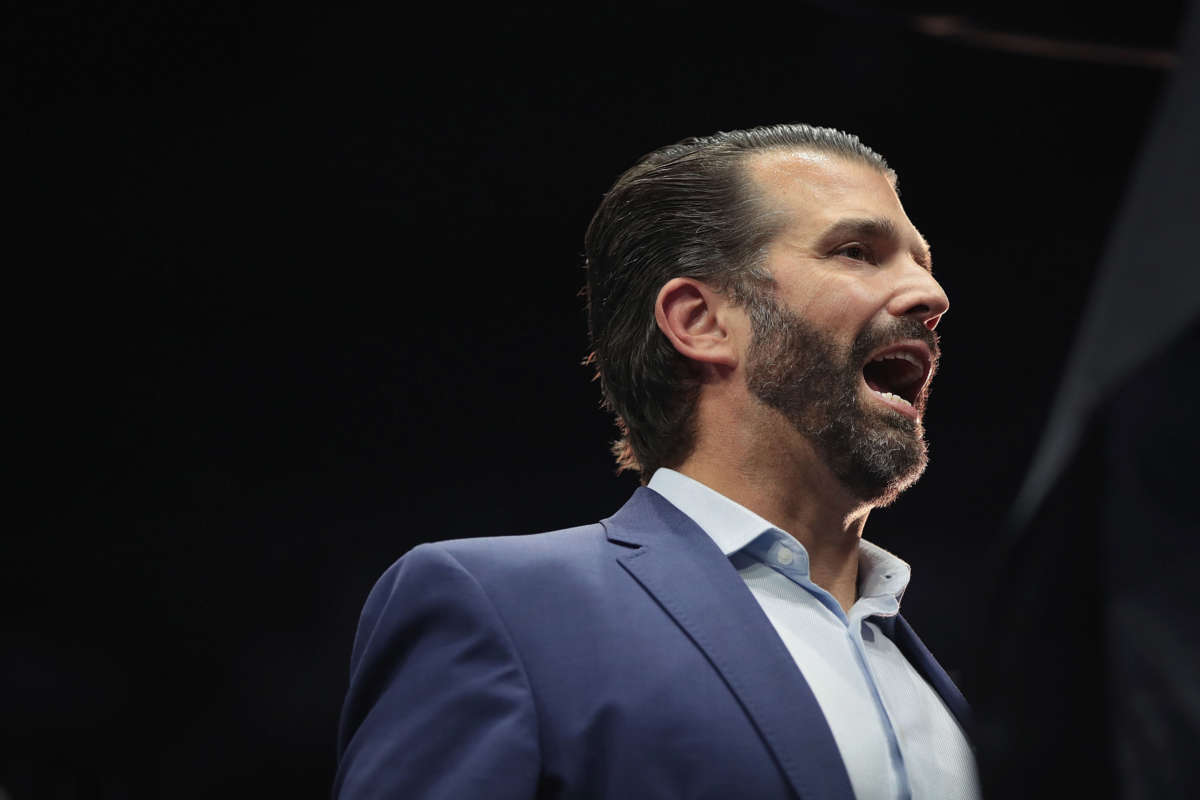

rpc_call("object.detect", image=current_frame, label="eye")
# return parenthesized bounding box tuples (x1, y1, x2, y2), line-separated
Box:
(834, 243, 874, 263)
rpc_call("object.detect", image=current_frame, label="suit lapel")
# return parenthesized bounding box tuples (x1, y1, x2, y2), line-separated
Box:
(604, 488, 855, 800)
(890, 614, 974, 739)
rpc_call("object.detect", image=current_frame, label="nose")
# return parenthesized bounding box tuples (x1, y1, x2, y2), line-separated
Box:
(887, 263, 949, 330)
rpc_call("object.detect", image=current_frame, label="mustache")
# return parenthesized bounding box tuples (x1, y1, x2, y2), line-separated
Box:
(851, 317, 941, 368)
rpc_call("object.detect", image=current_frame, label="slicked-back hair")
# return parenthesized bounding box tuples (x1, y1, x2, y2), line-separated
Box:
(584, 123, 896, 482)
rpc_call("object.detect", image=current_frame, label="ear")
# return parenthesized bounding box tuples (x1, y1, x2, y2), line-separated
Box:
(654, 277, 741, 370)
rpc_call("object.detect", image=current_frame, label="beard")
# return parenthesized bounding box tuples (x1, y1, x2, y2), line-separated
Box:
(744, 294, 940, 507)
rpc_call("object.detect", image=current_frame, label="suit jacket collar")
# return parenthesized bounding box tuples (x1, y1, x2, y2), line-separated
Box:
(603, 487, 856, 800)
(603, 487, 974, 798)
(878, 614, 974, 739)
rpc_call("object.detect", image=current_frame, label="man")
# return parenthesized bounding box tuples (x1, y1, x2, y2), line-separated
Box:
(334, 124, 979, 799)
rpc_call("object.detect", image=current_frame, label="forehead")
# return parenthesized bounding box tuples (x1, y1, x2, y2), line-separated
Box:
(744, 148, 906, 226)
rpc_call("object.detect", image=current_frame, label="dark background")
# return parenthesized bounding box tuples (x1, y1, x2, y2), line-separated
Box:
(7, 2, 1189, 797)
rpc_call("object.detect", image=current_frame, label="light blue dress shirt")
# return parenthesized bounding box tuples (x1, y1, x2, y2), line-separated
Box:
(647, 468, 980, 800)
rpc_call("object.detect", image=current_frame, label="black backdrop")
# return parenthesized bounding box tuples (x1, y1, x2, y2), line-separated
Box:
(7, 2, 1188, 796)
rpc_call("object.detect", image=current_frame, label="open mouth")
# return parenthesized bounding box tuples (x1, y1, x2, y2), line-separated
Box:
(861, 342, 933, 415)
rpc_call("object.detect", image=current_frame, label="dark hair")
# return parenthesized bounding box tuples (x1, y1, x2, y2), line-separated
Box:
(583, 123, 895, 482)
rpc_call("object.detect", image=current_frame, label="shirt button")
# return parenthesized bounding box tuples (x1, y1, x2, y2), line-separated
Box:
(775, 548, 794, 566)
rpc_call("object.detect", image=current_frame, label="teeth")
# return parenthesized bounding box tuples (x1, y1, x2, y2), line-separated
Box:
(873, 390, 913, 407)
(871, 351, 923, 370)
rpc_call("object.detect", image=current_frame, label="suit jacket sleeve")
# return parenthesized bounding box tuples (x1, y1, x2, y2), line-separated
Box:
(334, 544, 541, 799)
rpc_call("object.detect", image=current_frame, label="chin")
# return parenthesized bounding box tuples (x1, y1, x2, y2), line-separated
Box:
(829, 409, 930, 508)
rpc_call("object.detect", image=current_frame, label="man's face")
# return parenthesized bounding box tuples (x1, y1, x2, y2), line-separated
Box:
(741, 150, 948, 506)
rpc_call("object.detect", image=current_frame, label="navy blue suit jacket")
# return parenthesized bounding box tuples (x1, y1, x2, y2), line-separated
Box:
(335, 487, 971, 799)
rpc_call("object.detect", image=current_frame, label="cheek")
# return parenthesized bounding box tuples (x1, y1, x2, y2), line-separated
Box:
(790, 276, 881, 329)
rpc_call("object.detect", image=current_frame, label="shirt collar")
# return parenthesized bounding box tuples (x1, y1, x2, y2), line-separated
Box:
(647, 468, 776, 556)
(646, 467, 912, 606)
(857, 539, 911, 605)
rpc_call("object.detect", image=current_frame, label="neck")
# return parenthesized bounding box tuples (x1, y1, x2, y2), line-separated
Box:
(676, 412, 872, 614)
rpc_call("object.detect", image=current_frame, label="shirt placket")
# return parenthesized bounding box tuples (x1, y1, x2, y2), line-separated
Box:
(744, 531, 912, 800)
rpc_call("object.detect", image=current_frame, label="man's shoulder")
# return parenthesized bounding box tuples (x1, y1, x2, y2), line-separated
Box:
(367, 487, 676, 607)
(423, 520, 610, 564)
(381, 519, 617, 588)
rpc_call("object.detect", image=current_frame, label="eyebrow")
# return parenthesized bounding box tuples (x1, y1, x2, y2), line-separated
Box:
(816, 216, 933, 272)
